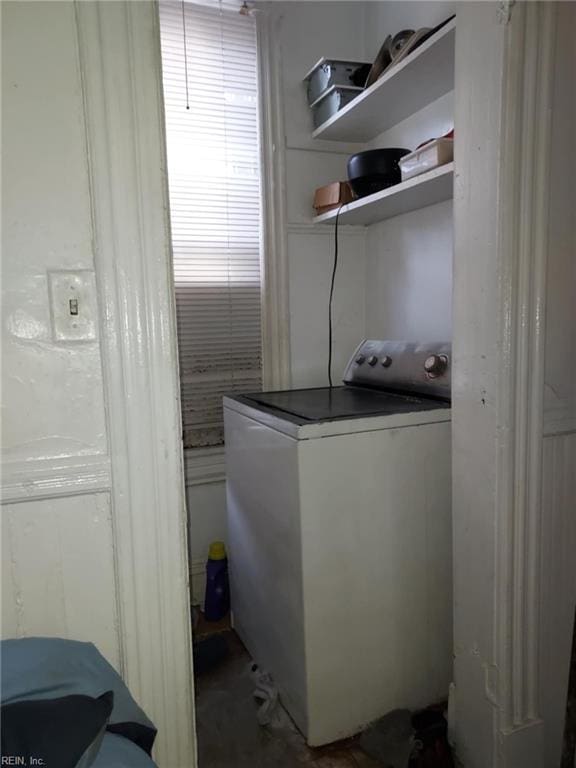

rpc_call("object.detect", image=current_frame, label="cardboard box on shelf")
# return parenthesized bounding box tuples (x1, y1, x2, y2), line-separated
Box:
(399, 137, 453, 182)
(313, 181, 355, 214)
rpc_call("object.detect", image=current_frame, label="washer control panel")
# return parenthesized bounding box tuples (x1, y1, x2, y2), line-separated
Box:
(343, 340, 451, 399)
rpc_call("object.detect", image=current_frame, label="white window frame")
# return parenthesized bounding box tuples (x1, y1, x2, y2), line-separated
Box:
(182, 5, 291, 483)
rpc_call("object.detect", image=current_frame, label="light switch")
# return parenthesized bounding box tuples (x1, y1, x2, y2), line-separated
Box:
(48, 270, 98, 342)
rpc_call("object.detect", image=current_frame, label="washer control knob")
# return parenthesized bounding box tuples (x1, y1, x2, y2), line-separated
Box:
(424, 354, 448, 377)
(355, 354, 366, 365)
(368, 355, 378, 366)
(381, 355, 392, 368)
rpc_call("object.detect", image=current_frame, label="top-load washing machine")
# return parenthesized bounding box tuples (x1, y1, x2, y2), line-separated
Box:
(223, 340, 452, 746)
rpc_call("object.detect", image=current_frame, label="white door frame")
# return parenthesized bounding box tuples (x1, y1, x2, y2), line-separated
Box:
(75, 2, 196, 765)
(452, 2, 557, 766)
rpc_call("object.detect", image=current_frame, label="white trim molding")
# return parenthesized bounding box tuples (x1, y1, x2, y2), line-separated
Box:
(75, 2, 195, 766)
(184, 448, 226, 488)
(257, 8, 291, 392)
(288, 222, 367, 237)
(540, 431, 576, 767)
(495, 0, 556, 748)
(452, 3, 559, 767)
(1, 455, 111, 504)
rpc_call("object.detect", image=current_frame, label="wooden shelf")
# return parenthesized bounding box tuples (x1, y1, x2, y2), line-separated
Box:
(313, 163, 453, 226)
(312, 19, 455, 143)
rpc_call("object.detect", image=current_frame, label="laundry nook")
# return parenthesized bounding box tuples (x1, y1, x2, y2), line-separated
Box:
(2, 2, 575, 767)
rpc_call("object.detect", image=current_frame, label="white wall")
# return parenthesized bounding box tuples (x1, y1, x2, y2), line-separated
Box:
(277, 0, 369, 385)
(365, 201, 453, 341)
(365, 91, 454, 341)
(288, 227, 366, 387)
(186, 479, 228, 604)
(1, 0, 119, 665)
(2, 495, 119, 665)
(2, 4, 196, 763)
(363, 0, 456, 61)
(362, 1, 455, 343)
(2, 1, 108, 464)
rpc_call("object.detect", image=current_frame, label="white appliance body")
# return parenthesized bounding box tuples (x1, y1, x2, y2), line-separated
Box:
(224, 392, 452, 746)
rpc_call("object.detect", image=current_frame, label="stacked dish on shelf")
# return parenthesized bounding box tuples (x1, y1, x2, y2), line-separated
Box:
(304, 17, 457, 226)
(304, 16, 455, 135)
(304, 59, 370, 129)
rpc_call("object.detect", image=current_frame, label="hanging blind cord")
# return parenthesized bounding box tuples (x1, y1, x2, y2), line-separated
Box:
(181, 0, 190, 110)
(328, 204, 344, 388)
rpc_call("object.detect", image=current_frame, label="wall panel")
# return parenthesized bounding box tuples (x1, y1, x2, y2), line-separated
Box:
(2, 493, 120, 668)
(288, 227, 366, 388)
(1, 0, 107, 464)
(540, 431, 576, 768)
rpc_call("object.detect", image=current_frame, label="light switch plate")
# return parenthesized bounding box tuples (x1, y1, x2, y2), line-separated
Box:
(48, 270, 98, 342)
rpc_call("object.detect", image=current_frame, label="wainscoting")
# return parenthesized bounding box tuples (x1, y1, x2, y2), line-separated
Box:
(540, 430, 576, 767)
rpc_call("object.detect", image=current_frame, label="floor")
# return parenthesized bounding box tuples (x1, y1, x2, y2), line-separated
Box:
(193, 621, 381, 768)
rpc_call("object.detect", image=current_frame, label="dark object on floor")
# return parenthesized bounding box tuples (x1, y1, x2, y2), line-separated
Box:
(194, 634, 230, 676)
(359, 708, 414, 767)
(561, 604, 576, 767)
(409, 705, 454, 768)
(347, 148, 410, 198)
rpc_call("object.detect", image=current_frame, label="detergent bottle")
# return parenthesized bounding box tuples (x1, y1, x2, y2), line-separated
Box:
(204, 541, 230, 621)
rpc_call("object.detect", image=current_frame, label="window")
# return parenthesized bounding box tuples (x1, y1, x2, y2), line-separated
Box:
(159, 0, 262, 449)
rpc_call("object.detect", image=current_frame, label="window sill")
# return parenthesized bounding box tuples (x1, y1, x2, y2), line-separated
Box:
(183, 447, 226, 487)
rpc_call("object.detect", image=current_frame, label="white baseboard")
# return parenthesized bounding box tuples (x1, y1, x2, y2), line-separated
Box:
(184, 448, 226, 487)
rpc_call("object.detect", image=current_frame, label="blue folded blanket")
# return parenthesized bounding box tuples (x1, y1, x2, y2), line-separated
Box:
(1, 637, 158, 768)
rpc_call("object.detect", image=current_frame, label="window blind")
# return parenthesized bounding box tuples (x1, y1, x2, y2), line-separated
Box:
(159, 0, 262, 449)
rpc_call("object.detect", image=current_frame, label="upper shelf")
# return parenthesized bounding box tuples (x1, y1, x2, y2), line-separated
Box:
(313, 163, 453, 226)
(312, 19, 456, 143)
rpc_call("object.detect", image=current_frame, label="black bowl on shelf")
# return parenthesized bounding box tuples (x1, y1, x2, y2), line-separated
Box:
(347, 148, 410, 198)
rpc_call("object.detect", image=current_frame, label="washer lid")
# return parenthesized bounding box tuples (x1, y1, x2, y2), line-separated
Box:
(237, 386, 448, 424)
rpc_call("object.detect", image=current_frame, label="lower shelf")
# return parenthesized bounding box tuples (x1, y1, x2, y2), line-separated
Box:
(313, 162, 454, 226)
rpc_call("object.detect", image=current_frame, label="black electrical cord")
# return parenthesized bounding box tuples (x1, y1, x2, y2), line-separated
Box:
(328, 204, 344, 388)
